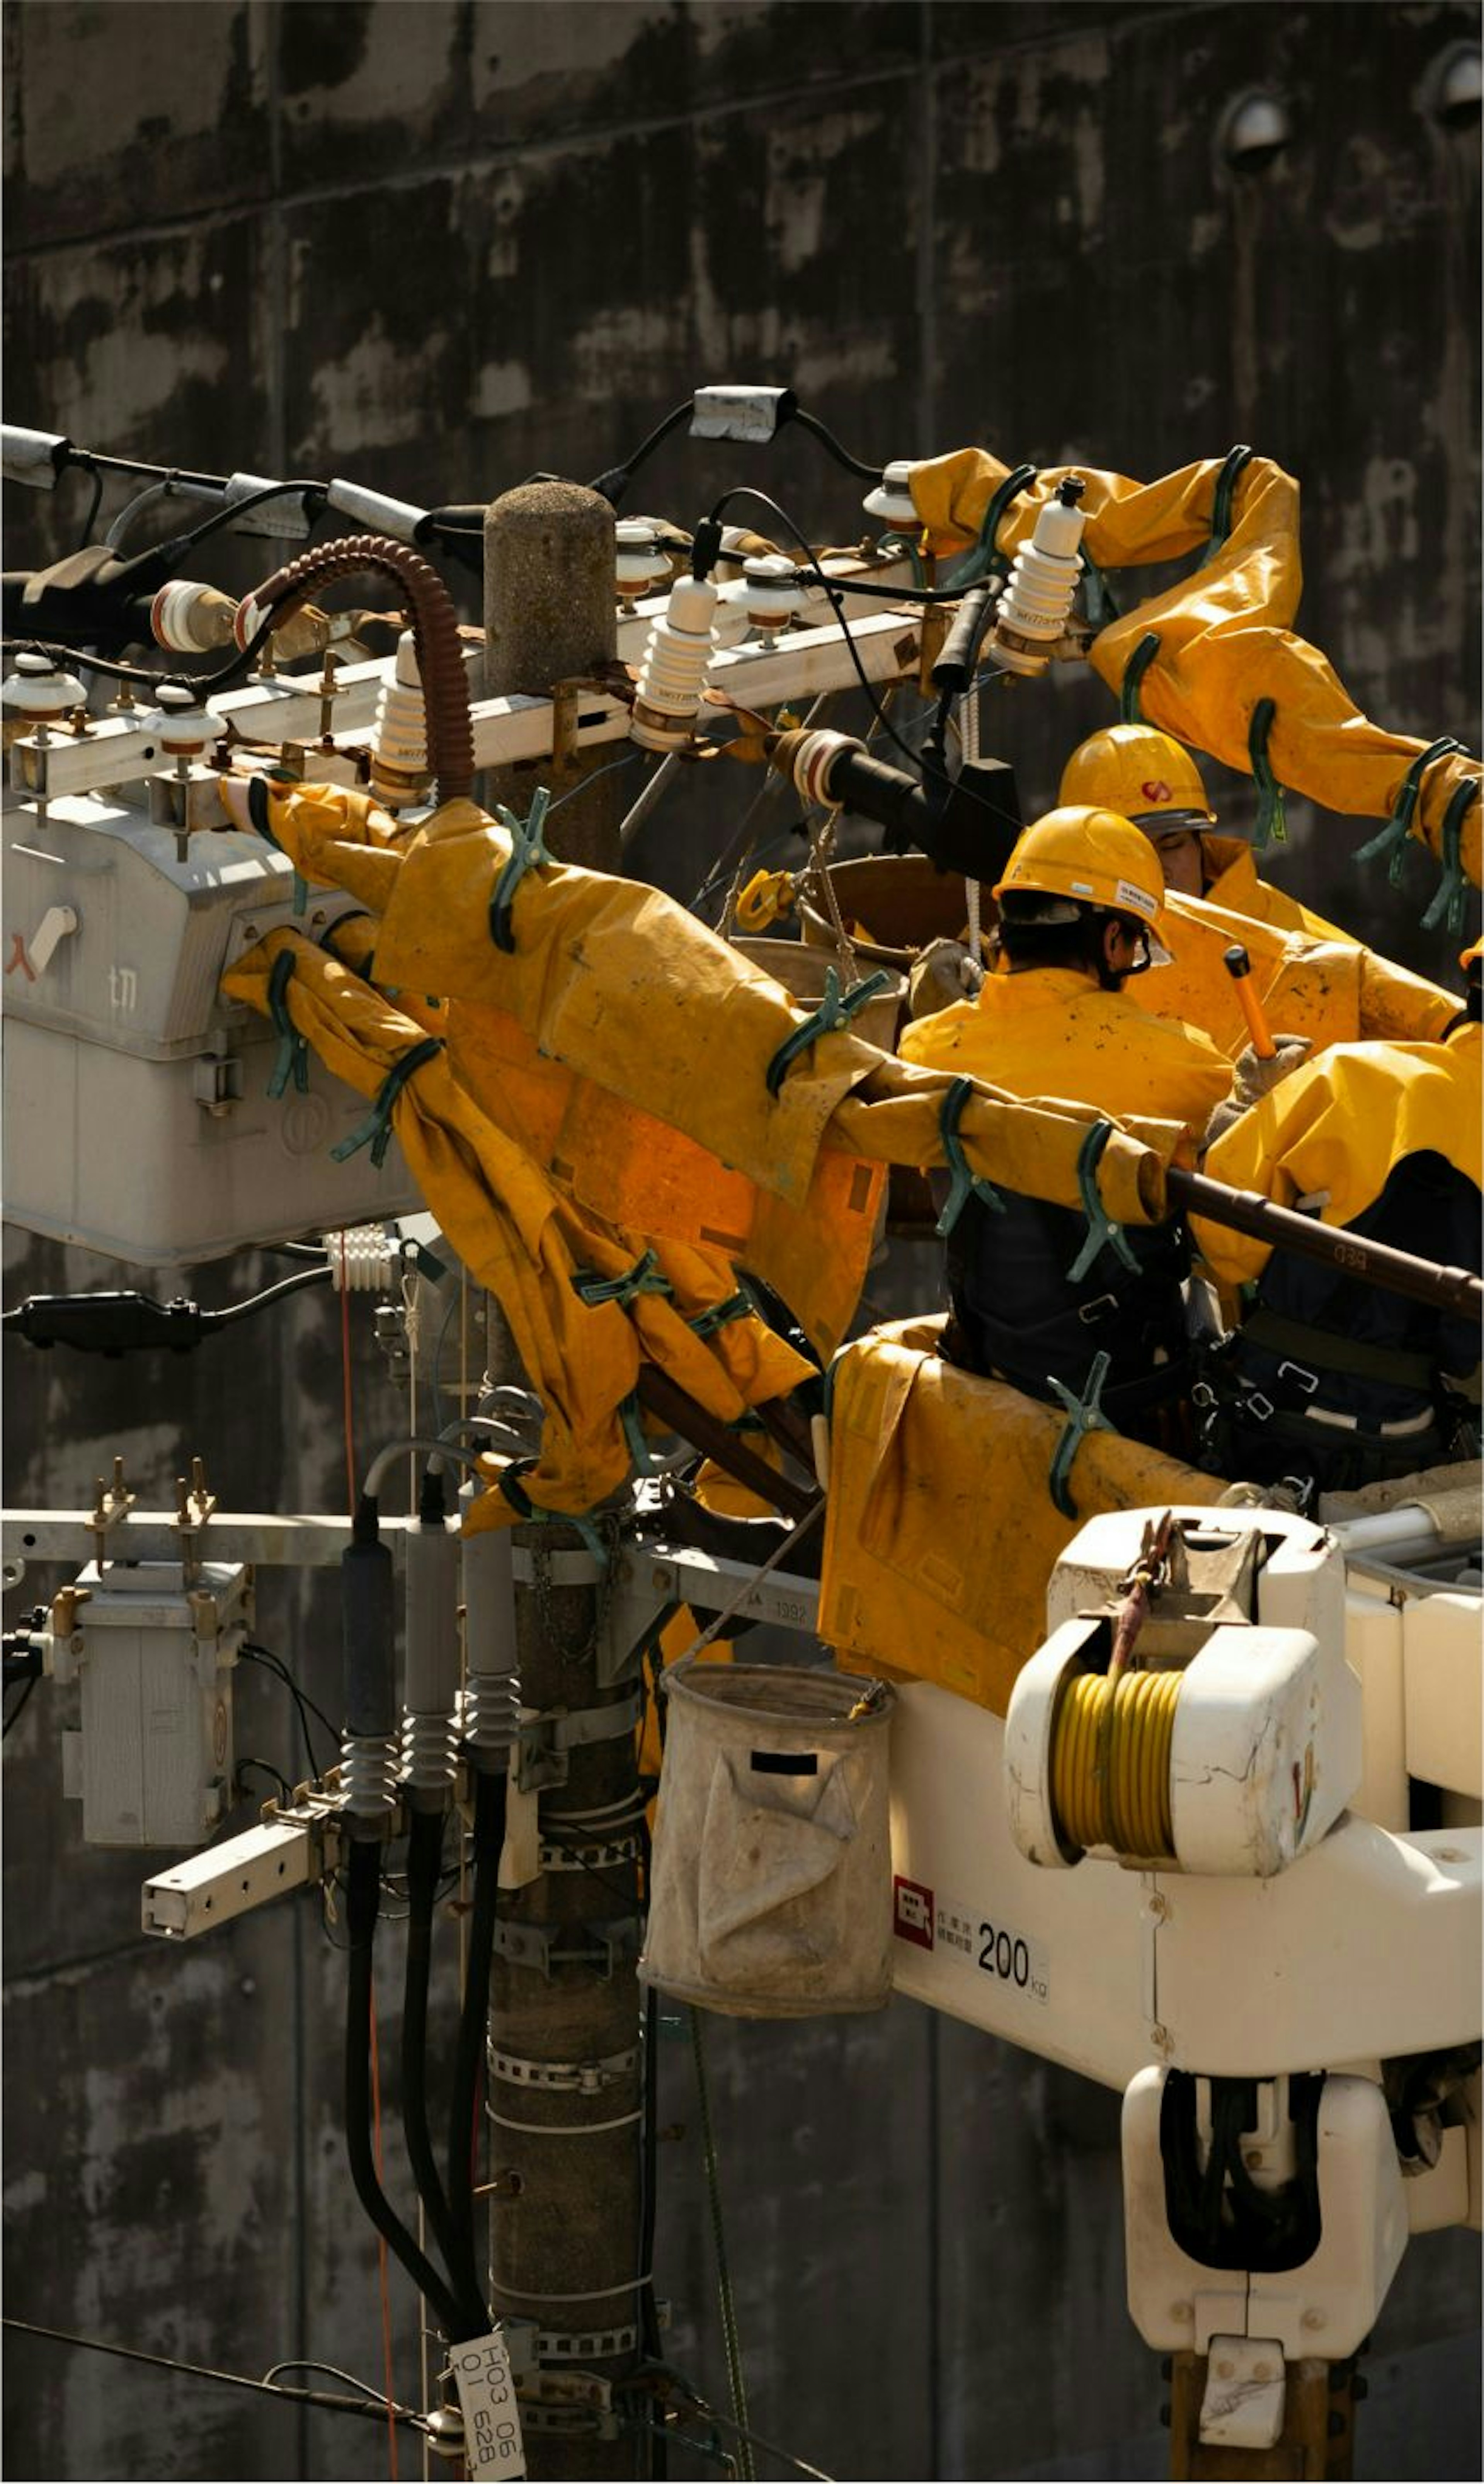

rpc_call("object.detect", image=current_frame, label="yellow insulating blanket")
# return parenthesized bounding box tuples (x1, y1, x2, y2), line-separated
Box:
(1195, 1024, 1482, 1289)
(819, 1320, 1225, 1715)
(909, 449, 1481, 886)
(225, 778, 1189, 1237)
(220, 930, 814, 1522)
(1138, 888, 1457, 1059)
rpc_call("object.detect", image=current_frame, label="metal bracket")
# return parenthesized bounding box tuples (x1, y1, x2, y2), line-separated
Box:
(488, 2046, 638, 2094)
(549, 680, 581, 779)
(538, 1831, 641, 1876)
(516, 1688, 642, 1794)
(518, 2368, 619, 2441)
(536, 2324, 638, 2365)
(511, 1545, 607, 1589)
(492, 1913, 641, 1981)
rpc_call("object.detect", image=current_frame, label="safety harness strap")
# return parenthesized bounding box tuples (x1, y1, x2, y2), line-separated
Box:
(1237, 1306, 1437, 1393)
(497, 1458, 610, 1565)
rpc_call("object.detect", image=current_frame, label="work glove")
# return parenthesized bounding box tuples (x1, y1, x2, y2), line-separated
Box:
(1202, 1034, 1311, 1147)
(907, 937, 982, 1022)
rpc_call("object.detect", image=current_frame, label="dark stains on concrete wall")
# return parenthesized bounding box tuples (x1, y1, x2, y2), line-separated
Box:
(3, 4, 1481, 2479)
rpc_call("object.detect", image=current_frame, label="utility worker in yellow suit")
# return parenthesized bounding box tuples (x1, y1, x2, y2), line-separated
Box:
(1190, 938, 1483, 1500)
(1059, 722, 1348, 938)
(900, 806, 1251, 1448)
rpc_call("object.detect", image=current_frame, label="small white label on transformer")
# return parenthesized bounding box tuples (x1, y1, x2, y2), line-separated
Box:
(452, 2329, 527, 2479)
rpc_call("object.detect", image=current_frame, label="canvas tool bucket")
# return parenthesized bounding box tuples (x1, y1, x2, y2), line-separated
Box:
(730, 934, 905, 1047)
(640, 1656, 896, 2018)
(798, 854, 990, 971)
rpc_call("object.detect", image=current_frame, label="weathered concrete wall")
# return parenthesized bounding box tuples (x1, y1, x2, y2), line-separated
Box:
(3, 4, 1480, 2479)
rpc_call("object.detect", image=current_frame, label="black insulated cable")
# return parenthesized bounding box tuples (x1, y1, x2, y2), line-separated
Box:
(2, 1266, 334, 1355)
(402, 1807, 479, 2329)
(344, 1837, 465, 2339)
(445, 1768, 507, 2336)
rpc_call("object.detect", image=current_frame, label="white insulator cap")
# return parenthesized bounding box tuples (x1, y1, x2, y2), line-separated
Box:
(370, 631, 429, 803)
(323, 1225, 400, 1290)
(2, 650, 85, 716)
(990, 480, 1089, 676)
(743, 554, 806, 631)
(863, 460, 920, 526)
(615, 520, 671, 602)
(151, 578, 239, 655)
(143, 682, 217, 754)
(630, 573, 718, 751)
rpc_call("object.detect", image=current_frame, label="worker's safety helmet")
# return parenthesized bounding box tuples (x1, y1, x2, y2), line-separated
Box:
(992, 805, 1166, 927)
(1058, 724, 1216, 833)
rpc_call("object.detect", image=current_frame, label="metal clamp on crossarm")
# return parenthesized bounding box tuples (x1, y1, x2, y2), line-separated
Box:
(515, 1687, 643, 1794)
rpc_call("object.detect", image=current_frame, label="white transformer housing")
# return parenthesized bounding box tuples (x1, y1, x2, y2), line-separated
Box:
(3, 793, 420, 1264)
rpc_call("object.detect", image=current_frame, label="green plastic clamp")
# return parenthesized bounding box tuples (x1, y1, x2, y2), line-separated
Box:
(1419, 779, 1479, 937)
(245, 771, 308, 914)
(944, 462, 1038, 590)
(488, 786, 555, 955)
(1247, 697, 1288, 848)
(1079, 551, 1121, 633)
(1201, 443, 1255, 563)
(1119, 632, 1161, 725)
(1067, 1121, 1140, 1283)
(330, 1035, 444, 1169)
(497, 1458, 610, 1566)
(935, 1076, 1006, 1237)
(1047, 1348, 1114, 1520)
(764, 966, 892, 1097)
(265, 950, 309, 1099)
(1354, 738, 1464, 887)
(689, 1289, 754, 1339)
(570, 1247, 673, 1310)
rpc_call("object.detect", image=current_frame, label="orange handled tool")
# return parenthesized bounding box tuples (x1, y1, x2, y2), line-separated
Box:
(1223, 944, 1275, 1059)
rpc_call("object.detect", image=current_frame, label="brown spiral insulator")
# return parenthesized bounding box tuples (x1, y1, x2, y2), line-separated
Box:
(253, 533, 473, 802)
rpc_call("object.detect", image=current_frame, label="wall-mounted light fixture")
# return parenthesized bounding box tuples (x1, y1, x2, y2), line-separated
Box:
(1425, 41, 1482, 125)
(1219, 88, 1293, 169)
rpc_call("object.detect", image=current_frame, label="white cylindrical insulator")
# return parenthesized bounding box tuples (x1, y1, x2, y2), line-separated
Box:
(400, 1708, 459, 1803)
(403, 1520, 461, 1722)
(789, 726, 863, 811)
(369, 631, 429, 802)
(460, 1671, 520, 1765)
(991, 489, 1088, 676)
(144, 684, 217, 755)
(339, 1733, 400, 1822)
(863, 459, 920, 526)
(323, 1226, 398, 1290)
(462, 1521, 518, 1677)
(615, 521, 671, 606)
(3, 651, 85, 717)
(743, 554, 805, 635)
(150, 579, 239, 655)
(710, 580, 755, 648)
(630, 574, 718, 751)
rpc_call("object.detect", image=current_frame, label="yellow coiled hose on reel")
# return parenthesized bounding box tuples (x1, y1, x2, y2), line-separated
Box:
(1050, 1667, 1181, 1862)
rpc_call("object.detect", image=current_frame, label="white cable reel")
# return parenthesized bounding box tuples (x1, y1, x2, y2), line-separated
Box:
(630, 571, 719, 751)
(990, 476, 1089, 676)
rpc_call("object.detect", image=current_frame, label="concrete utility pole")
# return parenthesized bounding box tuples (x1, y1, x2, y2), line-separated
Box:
(480, 484, 647, 2478)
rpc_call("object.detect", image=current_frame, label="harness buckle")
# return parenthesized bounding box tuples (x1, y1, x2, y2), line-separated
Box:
(1276, 1359, 1320, 1397)
(1190, 1380, 1217, 1412)
(1077, 1292, 1120, 1327)
(1244, 1391, 1274, 1425)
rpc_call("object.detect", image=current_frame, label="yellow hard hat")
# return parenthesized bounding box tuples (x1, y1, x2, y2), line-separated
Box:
(1059, 724, 1216, 829)
(992, 805, 1166, 926)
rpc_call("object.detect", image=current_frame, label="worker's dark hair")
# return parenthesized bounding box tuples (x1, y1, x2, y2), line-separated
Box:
(991, 904, 1146, 986)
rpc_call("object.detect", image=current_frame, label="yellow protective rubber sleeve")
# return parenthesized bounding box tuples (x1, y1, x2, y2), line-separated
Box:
(1133, 888, 1457, 1059)
(1194, 1023, 1482, 1287)
(906, 450, 1482, 884)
